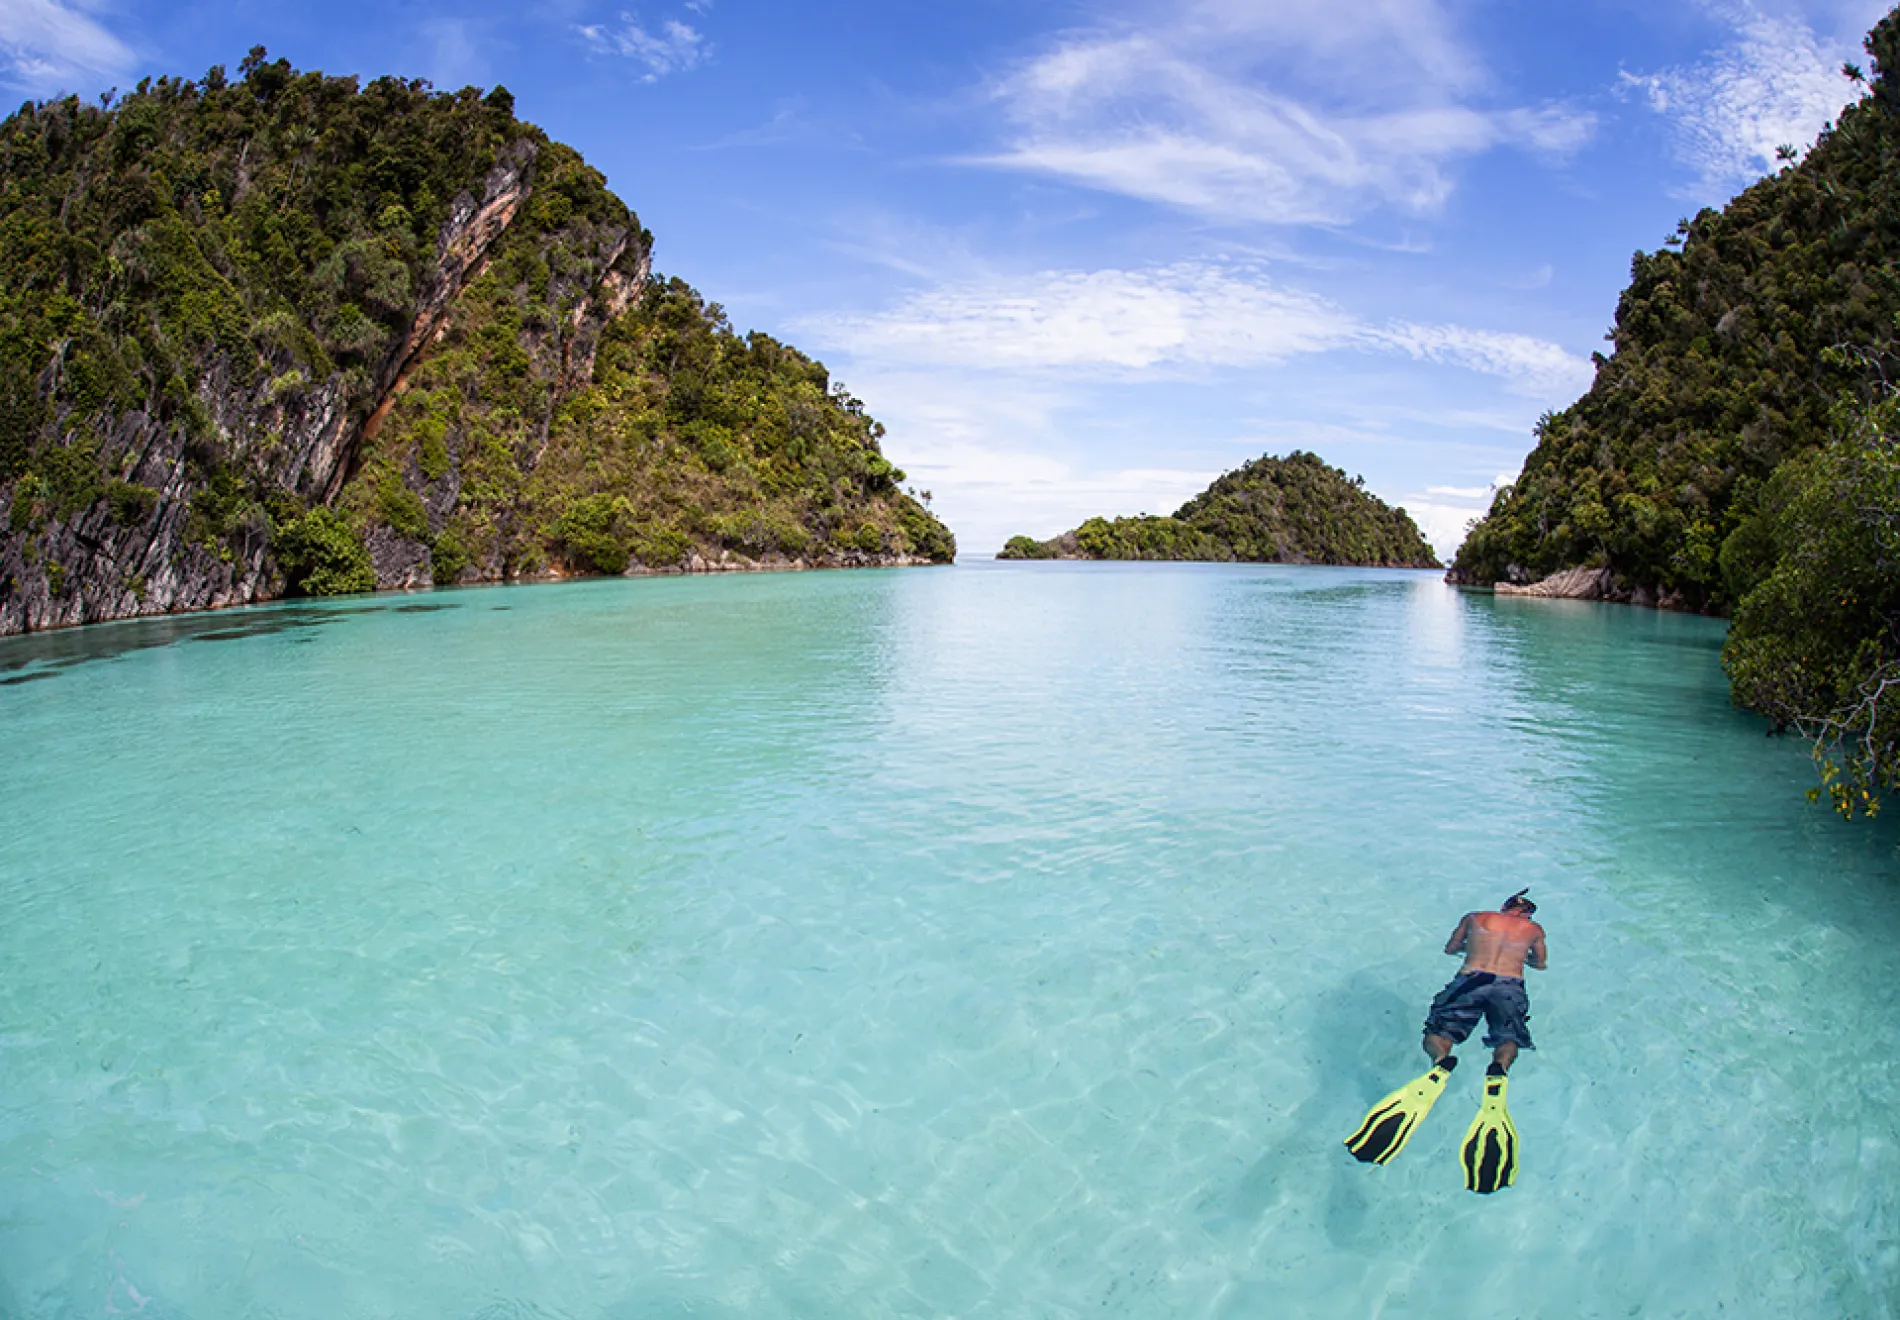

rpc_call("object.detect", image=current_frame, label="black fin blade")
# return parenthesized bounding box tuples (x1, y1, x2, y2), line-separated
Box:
(1462, 1124, 1516, 1193)
(1345, 1106, 1410, 1164)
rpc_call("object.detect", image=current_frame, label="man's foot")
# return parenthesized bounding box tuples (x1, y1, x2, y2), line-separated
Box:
(1433, 1055, 1459, 1073)
(1486, 1061, 1508, 1078)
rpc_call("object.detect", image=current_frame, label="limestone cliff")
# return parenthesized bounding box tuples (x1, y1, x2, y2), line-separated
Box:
(0, 52, 951, 635)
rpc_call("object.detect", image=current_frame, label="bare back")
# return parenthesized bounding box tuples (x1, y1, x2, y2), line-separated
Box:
(1446, 910, 1547, 977)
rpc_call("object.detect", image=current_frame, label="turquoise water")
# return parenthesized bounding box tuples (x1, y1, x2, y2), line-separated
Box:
(2, 563, 1897, 1319)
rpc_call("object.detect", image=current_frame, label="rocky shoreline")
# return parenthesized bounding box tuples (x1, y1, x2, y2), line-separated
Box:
(1448, 563, 1696, 611)
(0, 551, 944, 638)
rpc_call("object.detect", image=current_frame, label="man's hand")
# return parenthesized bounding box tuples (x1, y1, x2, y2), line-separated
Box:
(1444, 913, 1472, 956)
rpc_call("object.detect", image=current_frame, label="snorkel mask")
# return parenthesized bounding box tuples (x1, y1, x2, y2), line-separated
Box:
(1503, 887, 1537, 915)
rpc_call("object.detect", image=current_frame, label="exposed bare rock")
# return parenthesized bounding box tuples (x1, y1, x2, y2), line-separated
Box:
(1493, 566, 1614, 599)
(0, 67, 951, 637)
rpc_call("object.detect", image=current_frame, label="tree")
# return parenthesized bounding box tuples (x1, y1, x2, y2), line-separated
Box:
(1722, 386, 1900, 818)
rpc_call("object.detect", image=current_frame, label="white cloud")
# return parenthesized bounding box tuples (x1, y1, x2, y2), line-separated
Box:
(972, 5, 1595, 226)
(1399, 497, 1484, 560)
(841, 368, 1218, 553)
(1370, 321, 1594, 399)
(1179, 0, 1482, 95)
(1403, 471, 1518, 558)
(0, 0, 133, 91)
(1621, 2, 1863, 186)
(805, 260, 1591, 555)
(801, 263, 1355, 371)
(798, 261, 1591, 399)
(578, 11, 708, 82)
(919, 442, 1215, 553)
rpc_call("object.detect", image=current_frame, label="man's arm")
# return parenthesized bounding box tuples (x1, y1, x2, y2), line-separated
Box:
(1444, 913, 1472, 956)
(1527, 931, 1548, 970)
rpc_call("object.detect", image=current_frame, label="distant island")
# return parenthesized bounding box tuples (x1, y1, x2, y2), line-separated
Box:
(998, 451, 1440, 568)
(0, 50, 951, 637)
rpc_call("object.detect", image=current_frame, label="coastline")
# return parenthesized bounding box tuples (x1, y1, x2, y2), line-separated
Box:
(0, 550, 948, 640)
(1450, 564, 1703, 613)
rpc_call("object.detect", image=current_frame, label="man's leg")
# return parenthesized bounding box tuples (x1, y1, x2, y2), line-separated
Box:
(1424, 1033, 1457, 1066)
(1489, 1041, 1518, 1074)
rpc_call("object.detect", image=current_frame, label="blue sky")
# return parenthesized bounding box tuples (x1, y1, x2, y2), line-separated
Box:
(2, 0, 1889, 554)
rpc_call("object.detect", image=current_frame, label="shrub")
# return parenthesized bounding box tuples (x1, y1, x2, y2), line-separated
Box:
(547, 493, 628, 574)
(1723, 390, 1900, 817)
(632, 526, 691, 566)
(102, 479, 159, 526)
(274, 507, 374, 595)
(429, 526, 469, 583)
(268, 367, 307, 401)
(375, 476, 429, 539)
(414, 414, 451, 480)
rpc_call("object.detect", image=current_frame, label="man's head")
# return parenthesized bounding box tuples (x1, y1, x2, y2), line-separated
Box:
(1502, 888, 1537, 916)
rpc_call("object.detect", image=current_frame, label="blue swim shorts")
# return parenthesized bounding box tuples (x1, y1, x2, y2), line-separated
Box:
(1423, 971, 1534, 1050)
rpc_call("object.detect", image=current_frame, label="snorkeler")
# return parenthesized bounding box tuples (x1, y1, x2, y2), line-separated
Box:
(1344, 889, 1546, 1193)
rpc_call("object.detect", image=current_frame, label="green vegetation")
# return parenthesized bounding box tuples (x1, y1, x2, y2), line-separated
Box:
(1722, 382, 1899, 817)
(1454, 9, 1900, 606)
(998, 451, 1439, 568)
(1001, 535, 1055, 560)
(363, 270, 954, 578)
(0, 51, 526, 489)
(274, 508, 374, 596)
(1452, 7, 1900, 812)
(0, 48, 949, 632)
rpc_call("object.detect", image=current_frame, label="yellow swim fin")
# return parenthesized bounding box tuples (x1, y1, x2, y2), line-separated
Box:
(1459, 1070, 1519, 1193)
(1344, 1058, 1456, 1165)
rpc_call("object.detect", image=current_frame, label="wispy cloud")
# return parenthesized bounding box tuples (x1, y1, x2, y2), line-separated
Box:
(693, 97, 861, 152)
(1402, 471, 1520, 557)
(799, 261, 1591, 398)
(0, 0, 134, 92)
(833, 368, 1217, 552)
(802, 263, 1355, 371)
(1373, 322, 1592, 399)
(1620, 1, 1864, 187)
(578, 10, 708, 82)
(970, 3, 1594, 226)
(420, 18, 490, 91)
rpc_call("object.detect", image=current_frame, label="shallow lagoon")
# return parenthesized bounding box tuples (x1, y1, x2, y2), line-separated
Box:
(1, 562, 1897, 1318)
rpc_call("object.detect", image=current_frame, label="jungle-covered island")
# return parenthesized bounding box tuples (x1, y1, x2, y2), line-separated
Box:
(0, 50, 953, 637)
(997, 450, 1439, 568)
(1454, 6, 1900, 815)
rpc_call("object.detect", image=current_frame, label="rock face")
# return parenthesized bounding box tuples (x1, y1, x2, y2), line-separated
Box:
(1469, 564, 1690, 609)
(1493, 566, 1610, 599)
(0, 56, 951, 637)
(0, 141, 557, 634)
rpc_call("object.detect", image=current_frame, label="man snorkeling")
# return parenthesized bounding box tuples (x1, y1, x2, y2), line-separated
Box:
(1343, 888, 1547, 1193)
(1423, 887, 1546, 1076)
